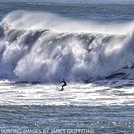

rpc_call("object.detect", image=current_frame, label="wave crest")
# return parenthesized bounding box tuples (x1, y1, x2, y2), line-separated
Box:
(0, 11, 134, 83)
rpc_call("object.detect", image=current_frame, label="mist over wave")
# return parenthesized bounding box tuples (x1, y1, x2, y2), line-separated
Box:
(0, 10, 134, 83)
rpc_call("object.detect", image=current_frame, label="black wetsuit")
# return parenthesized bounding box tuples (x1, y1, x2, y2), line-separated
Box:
(60, 79, 67, 90)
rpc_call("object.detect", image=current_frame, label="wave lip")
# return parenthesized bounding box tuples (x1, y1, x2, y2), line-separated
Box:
(2, 10, 134, 34)
(0, 11, 134, 83)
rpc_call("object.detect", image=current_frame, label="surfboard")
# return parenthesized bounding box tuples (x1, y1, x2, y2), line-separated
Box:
(56, 87, 64, 91)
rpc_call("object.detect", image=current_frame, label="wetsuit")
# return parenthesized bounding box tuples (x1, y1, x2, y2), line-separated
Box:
(60, 79, 67, 91)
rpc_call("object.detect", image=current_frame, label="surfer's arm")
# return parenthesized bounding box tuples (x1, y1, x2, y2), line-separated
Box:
(59, 81, 63, 84)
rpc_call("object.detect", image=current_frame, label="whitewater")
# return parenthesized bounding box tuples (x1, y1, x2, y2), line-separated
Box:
(0, 11, 134, 83)
(0, 1, 134, 133)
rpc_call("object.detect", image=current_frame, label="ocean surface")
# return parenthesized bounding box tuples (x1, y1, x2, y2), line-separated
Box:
(0, 0, 134, 133)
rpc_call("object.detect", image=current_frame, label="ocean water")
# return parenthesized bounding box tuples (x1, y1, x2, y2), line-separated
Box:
(0, 0, 134, 133)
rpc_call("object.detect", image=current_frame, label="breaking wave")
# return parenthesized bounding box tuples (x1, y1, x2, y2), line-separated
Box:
(0, 10, 134, 83)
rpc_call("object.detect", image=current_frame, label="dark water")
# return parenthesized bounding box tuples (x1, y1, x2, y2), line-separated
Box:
(0, 105, 134, 134)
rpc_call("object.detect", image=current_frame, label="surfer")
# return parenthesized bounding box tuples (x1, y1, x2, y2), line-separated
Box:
(59, 79, 67, 91)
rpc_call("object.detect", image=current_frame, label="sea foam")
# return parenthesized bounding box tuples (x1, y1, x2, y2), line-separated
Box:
(0, 10, 134, 83)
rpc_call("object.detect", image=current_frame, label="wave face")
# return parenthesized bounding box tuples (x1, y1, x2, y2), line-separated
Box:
(0, 11, 134, 83)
